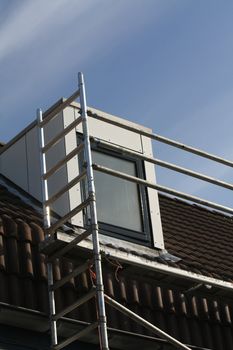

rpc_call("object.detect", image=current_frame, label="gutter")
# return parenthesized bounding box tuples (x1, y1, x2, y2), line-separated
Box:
(103, 243, 233, 291)
(42, 231, 233, 296)
(0, 302, 213, 350)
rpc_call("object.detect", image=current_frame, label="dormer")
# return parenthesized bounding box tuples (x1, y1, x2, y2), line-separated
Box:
(0, 99, 164, 252)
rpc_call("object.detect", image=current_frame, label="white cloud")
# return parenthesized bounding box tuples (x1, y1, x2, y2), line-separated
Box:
(0, 0, 171, 64)
(0, 0, 174, 123)
(0, 0, 96, 62)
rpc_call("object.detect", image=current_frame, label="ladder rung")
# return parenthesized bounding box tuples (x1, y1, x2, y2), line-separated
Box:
(39, 89, 80, 127)
(53, 287, 96, 321)
(48, 228, 92, 261)
(45, 169, 87, 206)
(46, 197, 91, 236)
(53, 322, 98, 350)
(42, 116, 82, 153)
(43, 143, 84, 180)
(51, 259, 93, 291)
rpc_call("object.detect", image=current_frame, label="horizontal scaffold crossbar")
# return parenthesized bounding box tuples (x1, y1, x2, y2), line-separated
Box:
(92, 138, 233, 192)
(90, 112, 233, 168)
(93, 164, 233, 215)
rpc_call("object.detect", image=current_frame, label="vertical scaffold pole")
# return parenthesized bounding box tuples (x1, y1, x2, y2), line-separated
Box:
(78, 72, 109, 350)
(37, 109, 58, 348)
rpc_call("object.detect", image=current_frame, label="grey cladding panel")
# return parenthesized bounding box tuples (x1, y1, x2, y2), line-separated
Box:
(26, 126, 42, 200)
(63, 107, 83, 226)
(43, 112, 70, 217)
(0, 136, 28, 192)
(75, 108, 143, 153)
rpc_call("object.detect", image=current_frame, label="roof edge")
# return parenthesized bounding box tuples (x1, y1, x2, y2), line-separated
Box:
(46, 230, 233, 293)
(105, 242, 233, 288)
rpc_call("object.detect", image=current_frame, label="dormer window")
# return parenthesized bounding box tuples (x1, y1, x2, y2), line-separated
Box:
(92, 148, 151, 245)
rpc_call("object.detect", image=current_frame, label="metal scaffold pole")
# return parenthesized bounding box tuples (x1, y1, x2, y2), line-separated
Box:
(37, 73, 109, 350)
(37, 108, 58, 348)
(78, 72, 109, 350)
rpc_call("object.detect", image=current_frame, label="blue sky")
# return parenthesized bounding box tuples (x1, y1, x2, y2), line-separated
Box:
(1, 0, 233, 207)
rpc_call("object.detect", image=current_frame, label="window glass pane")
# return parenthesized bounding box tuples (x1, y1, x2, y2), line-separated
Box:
(92, 151, 142, 231)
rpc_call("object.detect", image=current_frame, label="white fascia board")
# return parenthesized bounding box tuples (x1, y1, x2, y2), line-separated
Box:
(103, 245, 233, 291)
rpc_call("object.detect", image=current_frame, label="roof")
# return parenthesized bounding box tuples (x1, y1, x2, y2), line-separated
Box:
(1, 174, 233, 282)
(160, 195, 233, 282)
(0, 176, 233, 349)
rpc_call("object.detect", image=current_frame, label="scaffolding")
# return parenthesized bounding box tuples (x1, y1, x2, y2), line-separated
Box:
(37, 73, 233, 350)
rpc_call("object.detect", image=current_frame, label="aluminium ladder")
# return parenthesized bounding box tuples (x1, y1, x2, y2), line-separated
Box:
(37, 72, 192, 350)
(37, 72, 109, 350)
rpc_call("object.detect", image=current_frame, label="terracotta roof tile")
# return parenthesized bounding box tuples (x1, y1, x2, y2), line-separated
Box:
(0, 180, 233, 347)
(159, 194, 233, 280)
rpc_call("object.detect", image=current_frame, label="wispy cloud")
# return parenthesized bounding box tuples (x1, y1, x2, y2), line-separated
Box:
(0, 0, 93, 62)
(0, 0, 175, 140)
